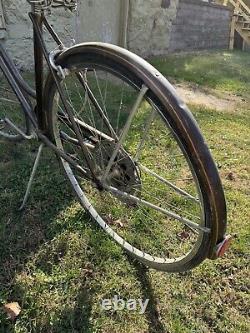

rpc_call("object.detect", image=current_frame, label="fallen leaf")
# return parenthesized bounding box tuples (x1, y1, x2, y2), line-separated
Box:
(81, 264, 94, 276)
(105, 215, 126, 228)
(114, 219, 124, 228)
(226, 172, 236, 181)
(177, 231, 190, 241)
(3, 302, 21, 321)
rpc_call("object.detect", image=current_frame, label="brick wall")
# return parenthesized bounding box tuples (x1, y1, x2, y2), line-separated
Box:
(169, 0, 232, 52)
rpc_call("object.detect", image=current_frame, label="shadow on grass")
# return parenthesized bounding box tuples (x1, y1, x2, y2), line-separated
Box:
(0, 140, 119, 332)
(0, 140, 78, 331)
(1, 141, 167, 333)
(53, 283, 94, 333)
(127, 257, 167, 333)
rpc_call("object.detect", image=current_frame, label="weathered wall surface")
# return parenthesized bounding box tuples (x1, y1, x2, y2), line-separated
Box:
(128, 0, 179, 57)
(0, 0, 75, 68)
(76, 0, 122, 45)
(169, 0, 231, 52)
(0, 0, 123, 69)
(0, 0, 232, 69)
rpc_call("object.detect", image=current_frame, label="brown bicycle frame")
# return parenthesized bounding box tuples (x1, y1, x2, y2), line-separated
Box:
(0, 11, 99, 181)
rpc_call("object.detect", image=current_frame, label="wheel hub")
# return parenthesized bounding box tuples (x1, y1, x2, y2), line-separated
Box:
(94, 141, 141, 195)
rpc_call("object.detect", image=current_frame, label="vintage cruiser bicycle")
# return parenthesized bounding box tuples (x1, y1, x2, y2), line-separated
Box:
(0, 0, 232, 272)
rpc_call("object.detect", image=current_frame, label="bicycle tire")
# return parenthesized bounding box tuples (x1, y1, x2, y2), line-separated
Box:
(44, 43, 227, 272)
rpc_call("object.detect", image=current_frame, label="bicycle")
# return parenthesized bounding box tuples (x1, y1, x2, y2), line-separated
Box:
(0, 0, 232, 273)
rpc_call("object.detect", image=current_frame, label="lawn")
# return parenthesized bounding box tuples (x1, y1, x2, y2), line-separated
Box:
(151, 50, 250, 98)
(0, 50, 249, 333)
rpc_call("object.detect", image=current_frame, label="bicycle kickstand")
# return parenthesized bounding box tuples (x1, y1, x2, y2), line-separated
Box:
(19, 143, 45, 211)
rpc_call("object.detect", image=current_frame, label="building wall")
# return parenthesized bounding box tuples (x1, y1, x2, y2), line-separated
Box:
(76, 0, 122, 45)
(128, 0, 179, 57)
(169, 0, 231, 52)
(0, 0, 125, 69)
(0, 0, 75, 68)
(0, 0, 232, 69)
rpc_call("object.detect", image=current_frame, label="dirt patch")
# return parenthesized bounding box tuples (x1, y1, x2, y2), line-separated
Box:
(173, 82, 244, 112)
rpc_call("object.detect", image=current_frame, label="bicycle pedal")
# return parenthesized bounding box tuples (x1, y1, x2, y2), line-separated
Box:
(215, 235, 233, 258)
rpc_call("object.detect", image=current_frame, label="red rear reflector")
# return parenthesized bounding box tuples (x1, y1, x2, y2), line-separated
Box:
(215, 235, 233, 258)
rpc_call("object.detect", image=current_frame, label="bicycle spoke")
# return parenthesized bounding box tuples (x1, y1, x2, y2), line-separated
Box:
(134, 107, 157, 162)
(116, 81, 125, 134)
(138, 163, 199, 203)
(49, 61, 219, 270)
(0, 97, 19, 104)
(102, 85, 148, 181)
(77, 71, 118, 139)
(108, 171, 201, 224)
(103, 184, 209, 233)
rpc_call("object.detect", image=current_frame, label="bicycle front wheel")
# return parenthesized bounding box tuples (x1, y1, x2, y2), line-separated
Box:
(44, 43, 227, 272)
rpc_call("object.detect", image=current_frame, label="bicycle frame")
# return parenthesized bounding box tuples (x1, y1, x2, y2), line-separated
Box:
(0, 4, 231, 264)
(0, 11, 63, 131)
(0, 9, 99, 179)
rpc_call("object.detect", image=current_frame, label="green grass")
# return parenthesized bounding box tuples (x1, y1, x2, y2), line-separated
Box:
(0, 51, 249, 332)
(150, 50, 250, 98)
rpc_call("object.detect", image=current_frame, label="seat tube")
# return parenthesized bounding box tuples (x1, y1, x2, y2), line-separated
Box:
(32, 10, 44, 130)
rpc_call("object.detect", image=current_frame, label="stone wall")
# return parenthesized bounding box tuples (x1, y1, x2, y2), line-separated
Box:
(0, 0, 232, 69)
(169, 0, 231, 52)
(128, 0, 179, 57)
(0, 0, 75, 68)
(76, 0, 122, 45)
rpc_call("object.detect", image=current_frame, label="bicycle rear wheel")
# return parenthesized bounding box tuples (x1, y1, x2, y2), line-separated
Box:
(0, 68, 29, 141)
(44, 43, 227, 272)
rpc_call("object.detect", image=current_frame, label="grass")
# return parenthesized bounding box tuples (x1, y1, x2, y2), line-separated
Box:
(0, 50, 249, 332)
(150, 50, 250, 98)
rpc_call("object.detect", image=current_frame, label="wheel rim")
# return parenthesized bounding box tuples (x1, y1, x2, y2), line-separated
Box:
(50, 64, 210, 268)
